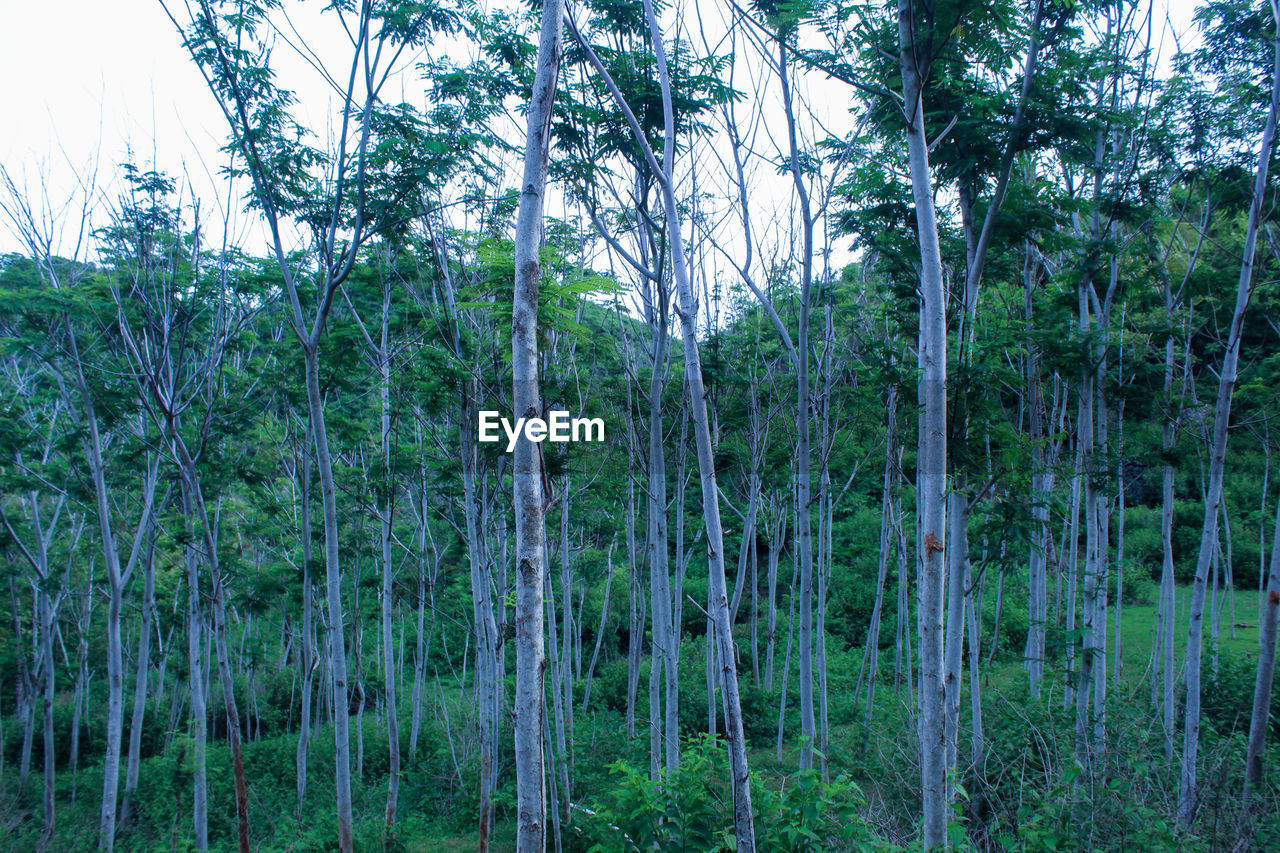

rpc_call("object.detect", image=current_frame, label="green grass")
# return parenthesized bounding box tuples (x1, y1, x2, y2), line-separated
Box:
(1115, 585, 1260, 679)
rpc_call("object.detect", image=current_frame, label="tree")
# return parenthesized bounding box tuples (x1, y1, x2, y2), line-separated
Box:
(1179, 0, 1280, 824)
(511, 0, 567, 845)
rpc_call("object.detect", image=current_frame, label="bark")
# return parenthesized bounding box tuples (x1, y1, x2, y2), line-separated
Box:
(1065, 448, 1082, 709)
(626, 425, 642, 739)
(1074, 361, 1099, 769)
(644, 311, 674, 781)
(764, 499, 786, 692)
(1114, 456, 1126, 680)
(1025, 249, 1051, 697)
(899, 0, 949, 843)
(305, 344, 356, 852)
(9, 590, 33, 795)
(71, 571, 93, 803)
(777, 551, 800, 760)
(297, 415, 316, 813)
(40, 581, 55, 846)
(185, 522, 208, 851)
(409, 464, 437, 759)
(511, 0, 565, 843)
(645, 286, 675, 778)
(375, 295, 400, 848)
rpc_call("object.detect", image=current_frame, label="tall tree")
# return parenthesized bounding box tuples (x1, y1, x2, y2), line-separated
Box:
(512, 0, 566, 845)
(1180, 0, 1280, 824)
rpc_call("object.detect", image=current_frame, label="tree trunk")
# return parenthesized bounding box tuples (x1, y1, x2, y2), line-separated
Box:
(38, 561, 57, 849)
(644, 311, 673, 780)
(944, 491, 968, 783)
(776, 41, 818, 773)
(185, 522, 208, 851)
(899, 1, 949, 843)
(297, 415, 316, 813)
(377, 300, 401, 848)
(863, 386, 898, 720)
(121, 516, 158, 827)
(511, 0, 564, 842)
(461, 400, 498, 851)
(304, 344, 355, 852)
(583, 542, 614, 709)
(765, 499, 785, 692)
(71, 570, 93, 803)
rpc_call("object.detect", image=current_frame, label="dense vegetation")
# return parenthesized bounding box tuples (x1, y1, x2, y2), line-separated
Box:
(3, 0, 1280, 850)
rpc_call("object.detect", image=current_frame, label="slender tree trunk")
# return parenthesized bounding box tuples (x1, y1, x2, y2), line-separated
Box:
(777, 42, 817, 772)
(899, 2, 949, 842)
(410, 469, 432, 759)
(1065, 446, 1082, 709)
(95, 490, 125, 850)
(765, 501, 785, 691)
(944, 491, 968, 782)
(377, 301, 401, 848)
(38, 562, 57, 849)
(461, 401, 497, 851)
(121, 516, 158, 826)
(583, 542, 614, 709)
(173, 458, 250, 853)
(777, 554, 800, 760)
(894, 484, 911, 701)
(1025, 250, 1051, 697)
(1075, 364, 1099, 769)
(185, 520, 208, 851)
(626, 436, 642, 739)
(81, 402, 156, 851)
(297, 416, 316, 813)
(863, 387, 898, 720)
(964, 558, 985, 767)
(71, 572, 92, 803)
(1114, 453, 1126, 680)
(304, 345, 355, 852)
(511, 0, 564, 843)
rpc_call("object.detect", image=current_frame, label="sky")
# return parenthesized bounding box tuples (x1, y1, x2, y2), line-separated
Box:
(0, 0, 1207, 260)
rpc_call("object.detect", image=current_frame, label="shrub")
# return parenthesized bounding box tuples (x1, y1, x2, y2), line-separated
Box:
(573, 733, 889, 852)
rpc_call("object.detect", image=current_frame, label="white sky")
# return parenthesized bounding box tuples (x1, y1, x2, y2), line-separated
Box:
(0, 0, 1205, 261)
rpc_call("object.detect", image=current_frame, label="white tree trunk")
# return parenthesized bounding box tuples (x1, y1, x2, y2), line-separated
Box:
(899, 0, 949, 842)
(511, 0, 564, 843)
(299, 345, 356, 852)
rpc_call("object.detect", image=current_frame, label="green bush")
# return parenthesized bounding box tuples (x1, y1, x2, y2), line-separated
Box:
(1200, 649, 1280, 741)
(573, 733, 888, 852)
(573, 733, 734, 852)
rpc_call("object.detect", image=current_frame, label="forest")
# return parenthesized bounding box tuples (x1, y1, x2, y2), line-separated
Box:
(2, 0, 1280, 850)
